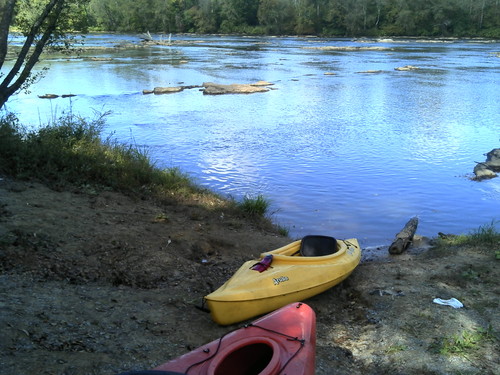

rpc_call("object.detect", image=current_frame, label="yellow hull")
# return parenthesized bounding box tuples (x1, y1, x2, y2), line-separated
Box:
(205, 238, 361, 325)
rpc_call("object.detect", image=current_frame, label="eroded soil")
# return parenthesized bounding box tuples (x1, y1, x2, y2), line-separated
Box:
(0, 178, 498, 375)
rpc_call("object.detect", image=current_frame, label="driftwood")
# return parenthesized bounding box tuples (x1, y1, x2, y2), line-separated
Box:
(140, 31, 153, 42)
(389, 216, 419, 254)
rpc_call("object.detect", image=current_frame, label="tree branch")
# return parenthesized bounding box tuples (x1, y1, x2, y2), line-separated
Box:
(6, 0, 65, 96)
(0, 0, 63, 92)
(0, 0, 68, 108)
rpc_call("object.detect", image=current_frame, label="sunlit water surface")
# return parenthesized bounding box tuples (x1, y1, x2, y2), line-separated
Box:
(4, 35, 499, 248)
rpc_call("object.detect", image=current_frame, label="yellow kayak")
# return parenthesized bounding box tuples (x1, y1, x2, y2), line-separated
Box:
(205, 235, 361, 325)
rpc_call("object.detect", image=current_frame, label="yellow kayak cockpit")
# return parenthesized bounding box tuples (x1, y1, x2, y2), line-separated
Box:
(205, 235, 362, 325)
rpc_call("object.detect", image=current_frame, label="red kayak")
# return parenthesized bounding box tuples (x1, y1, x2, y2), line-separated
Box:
(119, 302, 316, 375)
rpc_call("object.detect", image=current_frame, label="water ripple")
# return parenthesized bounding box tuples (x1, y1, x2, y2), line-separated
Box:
(5, 35, 500, 246)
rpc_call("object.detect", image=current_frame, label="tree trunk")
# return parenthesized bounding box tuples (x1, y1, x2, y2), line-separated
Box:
(388, 216, 419, 254)
(0, 0, 65, 109)
(0, 0, 17, 70)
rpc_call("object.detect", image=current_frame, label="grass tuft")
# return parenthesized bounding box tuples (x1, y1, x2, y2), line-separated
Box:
(238, 194, 270, 217)
(276, 224, 290, 237)
(467, 220, 500, 246)
(434, 220, 500, 256)
(385, 343, 408, 354)
(431, 326, 496, 357)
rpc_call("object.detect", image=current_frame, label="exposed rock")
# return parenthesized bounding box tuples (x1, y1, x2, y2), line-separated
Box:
(394, 65, 420, 71)
(38, 94, 59, 99)
(153, 86, 184, 94)
(202, 82, 273, 95)
(474, 164, 497, 180)
(473, 148, 500, 180)
(38, 94, 76, 99)
(484, 148, 500, 170)
(180, 84, 204, 90)
(89, 57, 113, 61)
(305, 46, 391, 52)
(143, 84, 203, 95)
(142, 82, 273, 96)
(251, 80, 274, 87)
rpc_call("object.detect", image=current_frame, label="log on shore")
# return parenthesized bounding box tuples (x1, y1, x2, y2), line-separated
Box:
(389, 216, 419, 254)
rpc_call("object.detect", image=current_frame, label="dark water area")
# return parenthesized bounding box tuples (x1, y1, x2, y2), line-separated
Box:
(3, 34, 499, 248)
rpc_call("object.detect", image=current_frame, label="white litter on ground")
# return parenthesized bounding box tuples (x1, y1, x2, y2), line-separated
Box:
(433, 297, 464, 308)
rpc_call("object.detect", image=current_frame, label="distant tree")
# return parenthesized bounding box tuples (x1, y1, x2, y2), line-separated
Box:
(294, 0, 316, 34)
(80, 0, 500, 37)
(258, 0, 295, 34)
(185, 0, 222, 33)
(0, 0, 89, 109)
(88, 0, 125, 31)
(219, 0, 259, 32)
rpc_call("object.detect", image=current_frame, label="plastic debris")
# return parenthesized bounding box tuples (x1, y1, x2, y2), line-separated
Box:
(432, 297, 463, 308)
(250, 254, 273, 272)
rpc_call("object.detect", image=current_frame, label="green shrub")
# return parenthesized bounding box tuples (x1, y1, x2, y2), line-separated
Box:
(0, 112, 285, 235)
(0, 113, 26, 175)
(432, 326, 496, 357)
(0, 111, 195, 194)
(435, 221, 500, 252)
(467, 220, 500, 246)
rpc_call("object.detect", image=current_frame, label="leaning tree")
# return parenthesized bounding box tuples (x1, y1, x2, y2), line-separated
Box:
(0, 0, 88, 109)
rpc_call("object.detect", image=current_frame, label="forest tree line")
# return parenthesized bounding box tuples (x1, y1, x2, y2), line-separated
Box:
(9, 0, 500, 38)
(84, 0, 500, 38)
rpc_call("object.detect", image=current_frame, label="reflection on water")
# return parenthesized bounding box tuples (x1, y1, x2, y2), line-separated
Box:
(3, 35, 499, 247)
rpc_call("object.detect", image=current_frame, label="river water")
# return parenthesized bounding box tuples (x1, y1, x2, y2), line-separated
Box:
(3, 34, 500, 248)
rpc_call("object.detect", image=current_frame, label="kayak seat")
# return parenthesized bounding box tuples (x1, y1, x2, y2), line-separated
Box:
(300, 235, 338, 257)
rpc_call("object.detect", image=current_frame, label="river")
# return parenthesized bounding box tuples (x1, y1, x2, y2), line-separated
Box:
(3, 34, 500, 248)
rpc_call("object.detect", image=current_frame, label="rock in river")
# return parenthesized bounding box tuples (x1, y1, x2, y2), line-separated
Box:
(473, 148, 500, 180)
(202, 81, 274, 95)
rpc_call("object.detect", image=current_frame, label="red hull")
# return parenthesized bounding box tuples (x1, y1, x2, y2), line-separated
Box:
(154, 302, 316, 375)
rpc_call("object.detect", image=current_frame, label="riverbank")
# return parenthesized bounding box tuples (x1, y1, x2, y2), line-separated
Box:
(1, 177, 498, 375)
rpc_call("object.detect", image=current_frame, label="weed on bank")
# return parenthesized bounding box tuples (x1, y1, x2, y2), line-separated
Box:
(0, 111, 285, 227)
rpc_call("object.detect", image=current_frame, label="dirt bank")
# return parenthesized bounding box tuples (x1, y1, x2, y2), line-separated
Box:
(0, 178, 498, 375)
